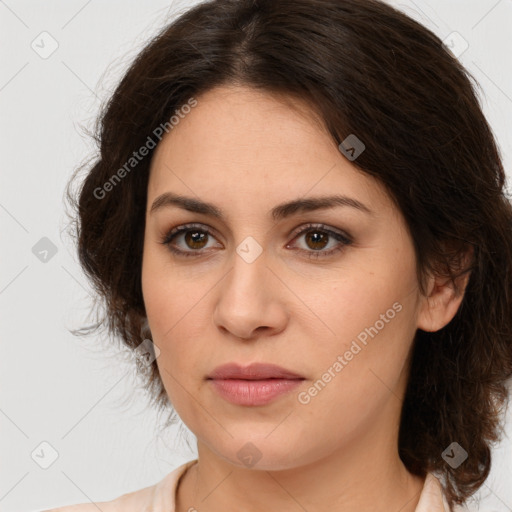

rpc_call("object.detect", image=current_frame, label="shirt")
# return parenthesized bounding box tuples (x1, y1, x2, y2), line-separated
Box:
(42, 459, 472, 512)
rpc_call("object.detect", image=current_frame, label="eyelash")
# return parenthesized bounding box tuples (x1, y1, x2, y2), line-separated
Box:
(159, 223, 353, 260)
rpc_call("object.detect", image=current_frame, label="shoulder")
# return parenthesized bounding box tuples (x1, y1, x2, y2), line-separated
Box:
(41, 484, 153, 512)
(42, 459, 199, 512)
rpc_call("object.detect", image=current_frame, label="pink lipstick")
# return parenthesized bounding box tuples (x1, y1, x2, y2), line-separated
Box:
(207, 362, 305, 406)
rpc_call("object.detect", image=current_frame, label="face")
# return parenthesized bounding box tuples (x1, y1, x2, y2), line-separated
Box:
(141, 84, 428, 470)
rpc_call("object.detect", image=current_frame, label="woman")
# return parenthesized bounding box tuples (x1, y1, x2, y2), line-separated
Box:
(48, 0, 512, 511)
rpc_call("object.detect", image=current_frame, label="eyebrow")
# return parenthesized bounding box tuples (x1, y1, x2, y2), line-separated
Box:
(149, 192, 373, 221)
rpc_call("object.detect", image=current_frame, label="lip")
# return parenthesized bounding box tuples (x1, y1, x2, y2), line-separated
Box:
(207, 362, 304, 380)
(207, 363, 305, 406)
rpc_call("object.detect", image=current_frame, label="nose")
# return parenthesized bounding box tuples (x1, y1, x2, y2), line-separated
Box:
(212, 246, 289, 341)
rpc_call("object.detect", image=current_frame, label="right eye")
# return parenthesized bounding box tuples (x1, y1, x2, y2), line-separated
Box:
(160, 223, 222, 257)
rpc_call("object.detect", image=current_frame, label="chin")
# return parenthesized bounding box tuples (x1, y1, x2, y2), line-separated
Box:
(208, 434, 314, 471)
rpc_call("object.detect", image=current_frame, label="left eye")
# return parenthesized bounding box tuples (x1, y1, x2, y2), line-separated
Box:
(160, 223, 352, 259)
(286, 223, 353, 259)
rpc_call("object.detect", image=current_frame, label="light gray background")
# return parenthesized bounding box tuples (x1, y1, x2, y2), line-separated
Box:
(1, 1, 511, 511)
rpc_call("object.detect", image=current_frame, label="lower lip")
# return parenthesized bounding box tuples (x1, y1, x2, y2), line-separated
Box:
(209, 378, 304, 406)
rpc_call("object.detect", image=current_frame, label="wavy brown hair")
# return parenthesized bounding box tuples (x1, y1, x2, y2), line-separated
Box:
(65, 0, 512, 509)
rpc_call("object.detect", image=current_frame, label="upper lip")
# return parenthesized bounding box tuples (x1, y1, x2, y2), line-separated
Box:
(207, 362, 304, 380)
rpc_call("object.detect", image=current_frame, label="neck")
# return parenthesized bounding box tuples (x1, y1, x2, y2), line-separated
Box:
(176, 421, 425, 512)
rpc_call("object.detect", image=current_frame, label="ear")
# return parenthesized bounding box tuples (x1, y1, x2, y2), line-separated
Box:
(417, 249, 473, 333)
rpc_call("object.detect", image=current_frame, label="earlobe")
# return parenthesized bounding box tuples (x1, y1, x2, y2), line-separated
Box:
(417, 270, 471, 333)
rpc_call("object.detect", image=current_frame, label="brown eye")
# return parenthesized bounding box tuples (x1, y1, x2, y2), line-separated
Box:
(304, 230, 329, 250)
(287, 223, 353, 260)
(161, 222, 352, 260)
(183, 230, 209, 250)
(160, 223, 221, 258)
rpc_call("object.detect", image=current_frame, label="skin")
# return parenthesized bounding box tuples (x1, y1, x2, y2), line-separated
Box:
(141, 84, 468, 512)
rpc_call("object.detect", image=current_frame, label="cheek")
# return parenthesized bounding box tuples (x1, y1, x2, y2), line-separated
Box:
(312, 294, 412, 390)
(301, 256, 419, 398)
(142, 245, 204, 335)
(306, 262, 414, 348)
(142, 253, 194, 379)
(295, 301, 415, 445)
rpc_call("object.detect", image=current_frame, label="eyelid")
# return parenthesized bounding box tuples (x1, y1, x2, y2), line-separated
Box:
(285, 223, 353, 260)
(160, 222, 353, 259)
(287, 223, 352, 244)
(161, 222, 223, 245)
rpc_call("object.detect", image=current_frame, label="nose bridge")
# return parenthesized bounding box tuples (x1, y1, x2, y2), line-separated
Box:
(224, 238, 269, 307)
(213, 237, 287, 339)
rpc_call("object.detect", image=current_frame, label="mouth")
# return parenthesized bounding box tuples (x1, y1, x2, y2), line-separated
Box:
(207, 362, 305, 380)
(207, 362, 305, 406)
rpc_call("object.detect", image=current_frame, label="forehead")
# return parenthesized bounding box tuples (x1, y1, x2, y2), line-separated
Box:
(147, 84, 392, 217)
(150, 84, 329, 168)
